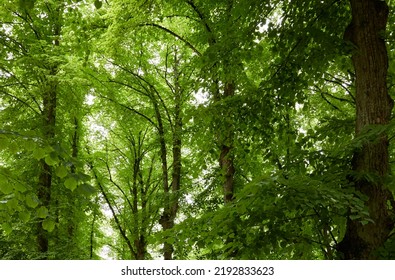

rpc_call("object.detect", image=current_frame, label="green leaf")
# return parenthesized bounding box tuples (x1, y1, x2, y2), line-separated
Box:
(64, 177, 77, 191)
(18, 211, 31, 223)
(7, 198, 19, 210)
(0, 180, 13, 195)
(0, 137, 9, 151)
(19, 0, 35, 10)
(14, 182, 27, 193)
(37, 206, 49, 219)
(94, 0, 102, 9)
(45, 153, 58, 166)
(1, 223, 12, 235)
(8, 141, 19, 154)
(26, 193, 39, 208)
(42, 218, 55, 232)
(55, 165, 68, 179)
(33, 148, 46, 160)
(78, 183, 96, 195)
(349, 214, 360, 220)
(23, 140, 36, 152)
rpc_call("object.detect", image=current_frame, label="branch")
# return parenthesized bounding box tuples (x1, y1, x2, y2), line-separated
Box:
(323, 73, 355, 102)
(88, 161, 136, 257)
(96, 92, 158, 129)
(104, 158, 135, 213)
(139, 23, 201, 56)
(0, 89, 41, 115)
(185, 0, 216, 44)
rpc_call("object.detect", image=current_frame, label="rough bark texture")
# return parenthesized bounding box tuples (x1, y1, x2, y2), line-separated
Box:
(337, 0, 395, 259)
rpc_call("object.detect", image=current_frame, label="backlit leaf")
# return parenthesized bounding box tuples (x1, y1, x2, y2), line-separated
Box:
(26, 193, 39, 208)
(1, 223, 12, 235)
(64, 177, 77, 191)
(37, 206, 49, 219)
(42, 218, 55, 232)
(55, 165, 68, 179)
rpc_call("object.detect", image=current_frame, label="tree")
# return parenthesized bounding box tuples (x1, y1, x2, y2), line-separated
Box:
(2, 0, 395, 260)
(0, 0, 97, 259)
(337, 0, 395, 259)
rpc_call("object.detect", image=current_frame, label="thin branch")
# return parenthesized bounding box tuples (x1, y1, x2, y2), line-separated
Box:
(322, 90, 354, 105)
(96, 92, 158, 129)
(0, 89, 41, 115)
(323, 73, 355, 102)
(104, 159, 134, 212)
(88, 161, 136, 258)
(139, 23, 201, 56)
(162, 14, 201, 23)
(185, 0, 216, 44)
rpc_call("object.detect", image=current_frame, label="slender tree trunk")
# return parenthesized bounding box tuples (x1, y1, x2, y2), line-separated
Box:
(37, 64, 58, 258)
(131, 136, 147, 260)
(337, 0, 395, 259)
(219, 81, 236, 204)
(36, 3, 62, 258)
(67, 117, 79, 239)
(89, 208, 97, 259)
(154, 97, 173, 260)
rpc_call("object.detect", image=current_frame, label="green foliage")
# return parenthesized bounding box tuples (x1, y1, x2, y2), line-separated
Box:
(1, 0, 395, 260)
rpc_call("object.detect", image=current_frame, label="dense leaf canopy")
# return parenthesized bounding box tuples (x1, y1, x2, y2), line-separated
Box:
(1, 0, 395, 260)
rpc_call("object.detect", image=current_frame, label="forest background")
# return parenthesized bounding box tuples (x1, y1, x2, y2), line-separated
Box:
(1, 0, 395, 260)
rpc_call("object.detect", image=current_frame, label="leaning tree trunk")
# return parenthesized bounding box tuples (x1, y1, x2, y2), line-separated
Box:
(337, 0, 395, 259)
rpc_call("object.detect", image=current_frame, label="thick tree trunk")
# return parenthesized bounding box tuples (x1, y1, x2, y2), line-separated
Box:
(337, 0, 395, 259)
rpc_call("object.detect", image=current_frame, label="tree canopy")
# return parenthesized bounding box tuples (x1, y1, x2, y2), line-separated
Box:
(1, 0, 395, 260)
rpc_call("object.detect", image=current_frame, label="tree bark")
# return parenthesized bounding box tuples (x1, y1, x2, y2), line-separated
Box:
(36, 2, 63, 258)
(158, 51, 183, 260)
(37, 55, 58, 258)
(219, 81, 236, 204)
(337, 0, 395, 259)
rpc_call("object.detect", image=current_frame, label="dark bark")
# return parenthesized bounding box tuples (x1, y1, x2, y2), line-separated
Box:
(337, 0, 395, 259)
(36, 3, 62, 258)
(219, 82, 236, 204)
(130, 133, 147, 260)
(67, 117, 79, 239)
(37, 63, 58, 258)
(158, 51, 183, 260)
(153, 93, 173, 260)
(89, 209, 97, 259)
(186, 0, 236, 205)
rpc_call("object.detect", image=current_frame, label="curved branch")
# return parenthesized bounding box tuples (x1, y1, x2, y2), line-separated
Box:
(97, 92, 158, 129)
(139, 23, 201, 56)
(0, 89, 41, 115)
(185, 0, 216, 44)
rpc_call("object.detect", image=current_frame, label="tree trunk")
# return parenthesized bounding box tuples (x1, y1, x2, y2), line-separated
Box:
(337, 0, 395, 259)
(157, 50, 184, 260)
(219, 81, 236, 204)
(36, 3, 63, 258)
(37, 66, 57, 257)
